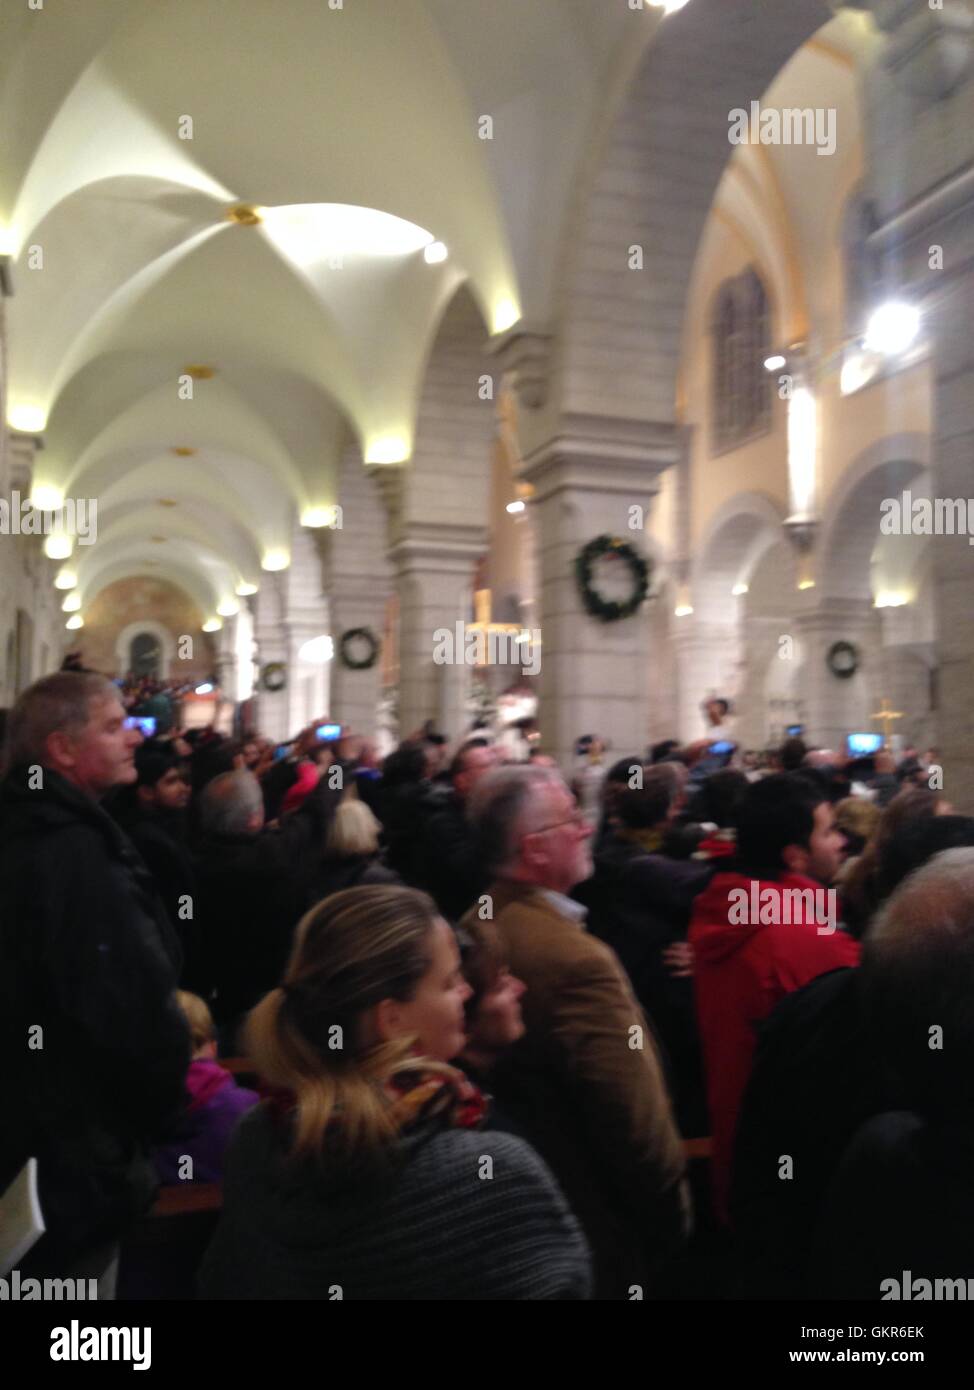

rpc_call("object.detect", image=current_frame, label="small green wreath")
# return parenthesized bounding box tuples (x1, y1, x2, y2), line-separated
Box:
(262, 661, 287, 692)
(575, 535, 651, 622)
(339, 626, 380, 670)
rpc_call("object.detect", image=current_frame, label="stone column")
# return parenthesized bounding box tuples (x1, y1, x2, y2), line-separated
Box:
(672, 617, 744, 746)
(794, 597, 882, 753)
(520, 414, 680, 768)
(863, 0, 974, 806)
(392, 523, 483, 741)
(322, 451, 393, 740)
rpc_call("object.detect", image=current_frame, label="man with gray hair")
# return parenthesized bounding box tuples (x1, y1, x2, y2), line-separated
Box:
(462, 764, 689, 1299)
(810, 846, 974, 1297)
(0, 672, 190, 1292)
(194, 765, 343, 1041)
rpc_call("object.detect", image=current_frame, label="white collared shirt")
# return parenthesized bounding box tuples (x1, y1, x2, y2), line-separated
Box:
(538, 888, 588, 928)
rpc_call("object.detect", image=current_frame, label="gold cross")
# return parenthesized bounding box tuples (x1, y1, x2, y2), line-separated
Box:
(871, 697, 904, 745)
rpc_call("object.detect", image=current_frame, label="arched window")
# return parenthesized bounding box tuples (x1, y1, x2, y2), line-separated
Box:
(711, 268, 771, 453)
(130, 631, 161, 678)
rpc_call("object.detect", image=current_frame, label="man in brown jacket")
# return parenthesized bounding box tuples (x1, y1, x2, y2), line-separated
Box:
(462, 765, 689, 1299)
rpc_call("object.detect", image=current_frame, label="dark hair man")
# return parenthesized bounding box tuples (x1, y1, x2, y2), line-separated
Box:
(688, 774, 859, 1222)
(0, 673, 191, 1292)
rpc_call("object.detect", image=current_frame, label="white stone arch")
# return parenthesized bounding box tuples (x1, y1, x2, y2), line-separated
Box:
(557, 0, 834, 426)
(115, 619, 176, 679)
(815, 432, 931, 599)
(692, 490, 787, 624)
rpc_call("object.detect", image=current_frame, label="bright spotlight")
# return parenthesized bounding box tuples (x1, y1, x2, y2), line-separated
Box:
(55, 569, 78, 590)
(864, 302, 920, 356)
(195, 683, 214, 695)
(506, 500, 525, 515)
(423, 241, 448, 265)
(764, 355, 787, 373)
(65, 615, 84, 631)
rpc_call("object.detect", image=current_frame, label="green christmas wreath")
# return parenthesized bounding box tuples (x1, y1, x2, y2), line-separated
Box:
(575, 535, 651, 623)
(339, 626, 380, 670)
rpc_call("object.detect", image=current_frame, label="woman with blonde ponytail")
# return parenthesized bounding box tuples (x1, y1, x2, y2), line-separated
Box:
(200, 885, 590, 1300)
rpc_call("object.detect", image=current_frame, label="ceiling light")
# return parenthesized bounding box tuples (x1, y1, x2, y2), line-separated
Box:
(54, 569, 77, 590)
(202, 618, 223, 633)
(423, 241, 448, 265)
(261, 550, 290, 572)
(301, 506, 339, 528)
(492, 299, 520, 334)
(506, 500, 526, 515)
(195, 683, 214, 695)
(798, 580, 816, 591)
(65, 615, 84, 631)
(8, 404, 46, 433)
(217, 598, 240, 617)
(61, 592, 82, 612)
(732, 583, 749, 596)
(30, 484, 64, 511)
(44, 534, 73, 560)
(235, 580, 259, 596)
(365, 436, 409, 465)
(764, 355, 787, 373)
(674, 604, 694, 617)
(863, 302, 920, 356)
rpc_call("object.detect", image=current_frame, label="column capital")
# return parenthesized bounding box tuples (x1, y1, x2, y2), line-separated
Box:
(521, 413, 681, 502)
(873, 0, 973, 99)
(8, 429, 44, 492)
(486, 323, 554, 411)
(390, 521, 486, 577)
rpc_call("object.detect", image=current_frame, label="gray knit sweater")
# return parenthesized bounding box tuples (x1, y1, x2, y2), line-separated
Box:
(199, 1104, 592, 1300)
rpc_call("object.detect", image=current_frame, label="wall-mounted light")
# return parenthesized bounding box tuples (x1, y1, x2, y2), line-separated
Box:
(732, 583, 749, 596)
(202, 618, 223, 633)
(764, 354, 787, 373)
(65, 615, 84, 631)
(61, 592, 82, 612)
(492, 299, 520, 334)
(674, 604, 694, 617)
(8, 404, 46, 433)
(798, 580, 816, 591)
(301, 506, 340, 528)
(54, 569, 77, 590)
(261, 550, 290, 572)
(235, 580, 259, 596)
(863, 302, 920, 356)
(423, 241, 448, 265)
(506, 500, 526, 515)
(365, 436, 410, 465)
(217, 598, 240, 618)
(44, 534, 73, 560)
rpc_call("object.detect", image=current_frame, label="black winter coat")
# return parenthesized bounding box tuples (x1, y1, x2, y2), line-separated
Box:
(0, 767, 190, 1255)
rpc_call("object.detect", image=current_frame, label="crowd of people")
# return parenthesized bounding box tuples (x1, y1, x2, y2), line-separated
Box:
(1, 669, 972, 1300)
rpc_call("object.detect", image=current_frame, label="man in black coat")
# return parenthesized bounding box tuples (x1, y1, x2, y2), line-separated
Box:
(0, 672, 190, 1288)
(418, 742, 495, 923)
(193, 765, 342, 1043)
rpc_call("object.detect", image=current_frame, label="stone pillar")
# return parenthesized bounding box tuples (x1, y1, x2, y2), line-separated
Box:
(794, 597, 882, 753)
(672, 617, 743, 746)
(253, 575, 291, 744)
(392, 523, 483, 742)
(520, 414, 680, 768)
(323, 451, 393, 740)
(863, 0, 974, 805)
